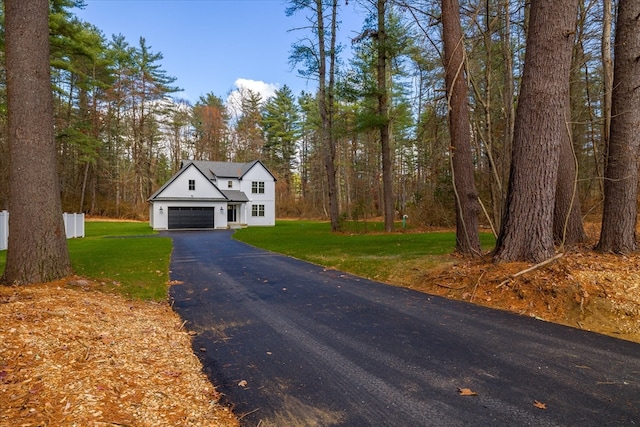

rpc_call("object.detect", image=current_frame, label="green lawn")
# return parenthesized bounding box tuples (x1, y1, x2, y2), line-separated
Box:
(1, 219, 494, 299)
(0, 221, 171, 301)
(234, 220, 495, 283)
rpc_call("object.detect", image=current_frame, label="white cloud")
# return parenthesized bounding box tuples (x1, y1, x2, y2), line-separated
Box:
(236, 78, 279, 99)
(226, 78, 279, 118)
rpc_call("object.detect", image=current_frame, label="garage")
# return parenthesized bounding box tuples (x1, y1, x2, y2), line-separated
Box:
(168, 207, 214, 229)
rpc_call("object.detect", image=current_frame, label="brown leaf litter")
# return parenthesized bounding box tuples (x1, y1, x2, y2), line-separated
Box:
(0, 279, 238, 427)
(400, 242, 640, 344)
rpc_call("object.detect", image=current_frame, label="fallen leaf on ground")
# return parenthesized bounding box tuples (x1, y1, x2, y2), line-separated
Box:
(238, 380, 248, 387)
(457, 387, 478, 396)
(534, 400, 547, 409)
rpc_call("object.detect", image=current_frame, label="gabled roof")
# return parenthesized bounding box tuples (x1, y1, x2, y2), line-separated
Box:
(181, 159, 277, 181)
(148, 162, 227, 201)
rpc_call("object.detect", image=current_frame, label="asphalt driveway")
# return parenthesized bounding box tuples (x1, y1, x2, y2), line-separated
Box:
(167, 230, 640, 426)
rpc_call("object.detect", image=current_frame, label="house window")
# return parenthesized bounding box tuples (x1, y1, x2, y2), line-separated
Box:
(228, 180, 233, 189)
(252, 204, 265, 217)
(188, 179, 195, 191)
(252, 181, 265, 194)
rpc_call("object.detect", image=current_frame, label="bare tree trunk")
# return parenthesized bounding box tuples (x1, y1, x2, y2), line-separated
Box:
(600, 0, 613, 198)
(377, 0, 395, 232)
(3, 0, 72, 284)
(317, 0, 341, 231)
(80, 161, 90, 213)
(499, 0, 515, 230)
(442, 0, 481, 254)
(554, 100, 585, 247)
(494, 0, 579, 263)
(597, 0, 640, 254)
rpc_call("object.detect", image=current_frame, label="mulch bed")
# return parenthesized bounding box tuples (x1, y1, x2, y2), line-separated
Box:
(0, 279, 238, 427)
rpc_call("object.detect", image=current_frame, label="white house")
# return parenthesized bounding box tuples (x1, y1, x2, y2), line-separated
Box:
(148, 160, 276, 230)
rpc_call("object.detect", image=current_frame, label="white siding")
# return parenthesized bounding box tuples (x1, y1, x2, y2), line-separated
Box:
(160, 165, 225, 199)
(241, 164, 276, 226)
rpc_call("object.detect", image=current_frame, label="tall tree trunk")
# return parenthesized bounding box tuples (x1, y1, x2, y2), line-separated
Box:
(80, 161, 90, 213)
(494, 0, 579, 263)
(317, 0, 340, 231)
(377, 0, 395, 232)
(3, 0, 72, 284)
(597, 0, 640, 254)
(442, 0, 481, 254)
(554, 101, 585, 247)
(499, 0, 515, 230)
(600, 0, 613, 198)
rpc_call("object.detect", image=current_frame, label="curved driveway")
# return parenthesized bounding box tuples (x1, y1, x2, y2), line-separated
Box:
(167, 230, 640, 426)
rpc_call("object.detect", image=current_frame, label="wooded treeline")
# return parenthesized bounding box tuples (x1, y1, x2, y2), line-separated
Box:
(0, 1, 637, 257)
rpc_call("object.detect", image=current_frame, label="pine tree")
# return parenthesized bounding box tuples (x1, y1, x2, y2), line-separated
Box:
(597, 0, 640, 253)
(494, 0, 579, 263)
(441, 0, 481, 254)
(262, 85, 300, 196)
(3, 0, 72, 284)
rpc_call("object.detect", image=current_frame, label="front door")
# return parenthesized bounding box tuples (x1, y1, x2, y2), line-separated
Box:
(227, 204, 237, 223)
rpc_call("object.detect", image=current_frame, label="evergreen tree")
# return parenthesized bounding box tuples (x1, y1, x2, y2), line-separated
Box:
(233, 88, 265, 162)
(288, 0, 341, 231)
(3, 0, 72, 284)
(441, 0, 481, 254)
(262, 85, 300, 196)
(494, 0, 579, 263)
(597, 0, 640, 253)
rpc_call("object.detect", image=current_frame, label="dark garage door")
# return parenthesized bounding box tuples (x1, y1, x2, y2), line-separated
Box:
(168, 207, 214, 229)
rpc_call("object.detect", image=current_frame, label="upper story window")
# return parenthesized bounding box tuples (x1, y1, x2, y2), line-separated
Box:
(228, 180, 233, 189)
(188, 179, 195, 191)
(252, 181, 265, 194)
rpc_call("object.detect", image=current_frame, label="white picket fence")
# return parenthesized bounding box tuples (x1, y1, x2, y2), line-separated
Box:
(63, 213, 85, 239)
(0, 211, 84, 251)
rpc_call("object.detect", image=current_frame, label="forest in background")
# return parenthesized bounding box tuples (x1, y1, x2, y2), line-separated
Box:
(0, 0, 619, 231)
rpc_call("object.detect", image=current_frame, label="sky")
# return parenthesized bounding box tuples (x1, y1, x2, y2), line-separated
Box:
(75, 0, 367, 105)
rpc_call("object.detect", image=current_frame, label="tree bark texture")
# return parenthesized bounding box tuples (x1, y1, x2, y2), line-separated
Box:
(441, 0, 481, 254)
(493, 0, 579, 263)
(597, 0, 640, 253)
(3, 0, 72, 284)
(553, 100, 586, 246)
(601, 0, 613, 197)
(378, 0, 395, 232)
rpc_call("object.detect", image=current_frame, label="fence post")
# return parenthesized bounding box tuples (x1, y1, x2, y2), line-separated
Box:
(63, 212, 85, 239)
(0, 210, 8, 251)
(77, 213, 85, 238)
(63, 212, 70, 238)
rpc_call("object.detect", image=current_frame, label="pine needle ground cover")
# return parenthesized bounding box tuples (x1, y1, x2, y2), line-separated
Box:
(0, 221, 238, 426)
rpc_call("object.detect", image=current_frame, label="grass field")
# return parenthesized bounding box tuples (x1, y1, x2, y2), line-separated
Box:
(0, 221, 172, 301)
(1, 219, 495, 299)
(234, 220, 495, 283)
